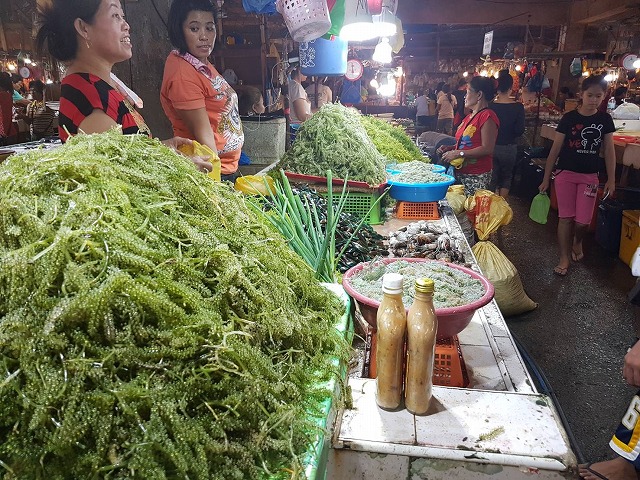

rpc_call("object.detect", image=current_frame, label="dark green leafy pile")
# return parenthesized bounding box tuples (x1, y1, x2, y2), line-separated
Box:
(360, 115, 424, 163)
(0, 131, 348, 479)
(278, 104, 386, 185)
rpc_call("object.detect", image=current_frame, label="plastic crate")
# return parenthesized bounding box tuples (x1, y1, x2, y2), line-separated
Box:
(367, 334, 469, 388)
(396, 201, 440, 220)
(319, 190, 383, 225)
(433, 336, 469, 388)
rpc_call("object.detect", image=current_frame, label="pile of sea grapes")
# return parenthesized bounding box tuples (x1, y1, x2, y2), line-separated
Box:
(0, 131, 348, 479)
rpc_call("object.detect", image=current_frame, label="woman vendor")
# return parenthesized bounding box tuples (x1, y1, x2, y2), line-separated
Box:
(160, 0, 244, 183)
(442, 76, 499, 196)
(35, 0, 212, 173)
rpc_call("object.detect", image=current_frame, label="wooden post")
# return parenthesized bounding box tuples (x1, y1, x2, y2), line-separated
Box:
(0, 17, 7, 52)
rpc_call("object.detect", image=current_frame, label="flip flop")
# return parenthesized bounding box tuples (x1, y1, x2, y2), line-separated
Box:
(553, 266, 568, 276)
(578, 462, 610, 480)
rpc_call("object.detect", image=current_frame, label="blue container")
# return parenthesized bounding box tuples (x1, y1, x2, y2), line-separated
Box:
(300, 37, 348, 76)
(388, 175, 456, 202)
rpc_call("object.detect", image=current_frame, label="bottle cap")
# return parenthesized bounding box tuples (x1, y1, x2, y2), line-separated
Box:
(382, 273, 403, 294)
(415, 278, 434, 294)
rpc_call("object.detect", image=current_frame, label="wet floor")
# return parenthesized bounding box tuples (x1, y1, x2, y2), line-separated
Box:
(497, 193, 638, 464)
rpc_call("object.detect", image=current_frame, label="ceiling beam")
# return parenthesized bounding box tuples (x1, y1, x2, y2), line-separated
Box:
(570, 0, 638, 24)
(396, 0, 569, 26)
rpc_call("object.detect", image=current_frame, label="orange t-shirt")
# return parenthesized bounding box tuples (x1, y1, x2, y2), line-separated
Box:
(161, 54, 244, 174)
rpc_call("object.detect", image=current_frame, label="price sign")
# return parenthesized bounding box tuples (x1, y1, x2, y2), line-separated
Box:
(483, 30, 493, 56)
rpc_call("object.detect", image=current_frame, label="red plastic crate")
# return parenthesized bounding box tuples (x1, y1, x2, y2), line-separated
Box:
(396, 201, 440, 220)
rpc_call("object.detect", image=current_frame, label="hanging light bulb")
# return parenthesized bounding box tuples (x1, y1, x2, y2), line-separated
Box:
(340, 0, 377, 42)
(515, 65, 522, 72)
(462, 71, 469, 77)
(23, 57, 32, 65)
(480, 69, 488, 77)
(372, 37, 392, 64)
(371, 6, 397, 37)
(370, 77, 379, 89)
(582, 71, 590, 77)
(634, 58, 640, 69)
(8, 63, 16, 71)
(604, 73, 614, 82)
(378, 73, 396, 96)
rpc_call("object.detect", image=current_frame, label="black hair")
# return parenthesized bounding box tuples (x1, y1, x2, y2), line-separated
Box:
(496, 70, 513, 93)
(614, 86, 628, 97)
(441, 83, 452, 103)
(36, 0, 102, 61)
(237, 86, 263, 115)
(469, 76, 496, 102)
(581, 74, 607, 92)
(30, 79, 45, 94)
(11, 73, 23, 84)
(168, 0, 217, 54)
(0, 72, 13, 93)
(457, 78, 467, 88)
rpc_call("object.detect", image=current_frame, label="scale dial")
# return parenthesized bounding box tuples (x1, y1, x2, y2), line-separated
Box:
(345, 59, 364, 81)
(621, 53, 639, 71)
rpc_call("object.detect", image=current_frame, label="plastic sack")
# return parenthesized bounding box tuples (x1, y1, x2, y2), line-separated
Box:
(529, 193, 550, 224)
(178, 141, 221, 181)
(473, 241, 538, 316)
(464, 190, 513, 240)
(446, 185, 466, 215)
(632, 246, 640, 277)
(613, 102, 640, 120)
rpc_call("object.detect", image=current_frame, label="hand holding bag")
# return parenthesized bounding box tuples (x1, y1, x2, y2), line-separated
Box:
(529, 192, 550, 224)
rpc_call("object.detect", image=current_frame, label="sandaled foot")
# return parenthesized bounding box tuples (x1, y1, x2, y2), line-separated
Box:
(579, 457, 636, 480)
(553, 266, 568, 276)
(572, 250, 585, 262)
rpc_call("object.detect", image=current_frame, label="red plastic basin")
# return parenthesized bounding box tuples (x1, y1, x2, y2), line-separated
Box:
(342, 258, 495, 339)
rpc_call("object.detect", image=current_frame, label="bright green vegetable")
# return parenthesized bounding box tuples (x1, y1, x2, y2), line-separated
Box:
(360, 115, 424, 163)
(278, 104, 387, 185)
(0, 131, 349, 479)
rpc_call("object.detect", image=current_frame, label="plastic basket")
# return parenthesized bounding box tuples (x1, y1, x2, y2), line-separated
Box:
(433, 336, 469, 388)
(367, 335, 469, 388)
(388, 175, 456, 202)
(396, 201, 440, 220)
(319, 190, 382, 225)
(275, 0, 331, 42)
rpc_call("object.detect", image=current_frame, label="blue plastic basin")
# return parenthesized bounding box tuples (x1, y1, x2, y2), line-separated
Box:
(388, 174, 456, 202)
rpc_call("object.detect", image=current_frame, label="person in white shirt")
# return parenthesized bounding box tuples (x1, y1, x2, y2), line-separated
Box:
(305, 78, 332, 110)
(288, 67, 312, 125)
(436, 84, 457, 135)
(415, 89, 436, 130)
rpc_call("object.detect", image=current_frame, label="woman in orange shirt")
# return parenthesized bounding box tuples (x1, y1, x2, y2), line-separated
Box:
(161, 0, 244, 182)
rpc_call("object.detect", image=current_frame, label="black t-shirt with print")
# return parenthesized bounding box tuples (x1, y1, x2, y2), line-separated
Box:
(556, 109, 615, 174)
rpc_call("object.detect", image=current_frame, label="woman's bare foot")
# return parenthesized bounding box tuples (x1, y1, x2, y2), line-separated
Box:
(572, 242, 584, 262)
(579, 456, 637, 479)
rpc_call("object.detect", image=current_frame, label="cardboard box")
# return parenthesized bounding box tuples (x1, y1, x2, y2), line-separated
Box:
(242, 117, 286, 165)
(620, 210, 640, 266)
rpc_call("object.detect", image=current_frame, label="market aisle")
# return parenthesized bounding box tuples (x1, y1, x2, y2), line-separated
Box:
(496, 194, 638, 464)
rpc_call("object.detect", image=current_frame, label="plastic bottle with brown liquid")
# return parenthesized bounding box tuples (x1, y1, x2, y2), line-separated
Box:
(375, 273, 407, 410)
(405, 278, 438, 415)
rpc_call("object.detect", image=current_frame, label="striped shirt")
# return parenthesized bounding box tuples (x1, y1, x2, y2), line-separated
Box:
(26, 101, 56, 138)
(59, 73, 140, 142)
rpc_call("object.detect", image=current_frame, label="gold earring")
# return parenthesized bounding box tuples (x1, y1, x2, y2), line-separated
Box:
(85, 38, 91, 49)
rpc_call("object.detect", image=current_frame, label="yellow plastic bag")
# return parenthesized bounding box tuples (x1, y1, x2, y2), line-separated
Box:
(464, 190, 512, 241)
(178, 141, 221, 181)
(234, 175, 275, 196)
(472, 241, 537, 316)
(446, 185, 466, 215)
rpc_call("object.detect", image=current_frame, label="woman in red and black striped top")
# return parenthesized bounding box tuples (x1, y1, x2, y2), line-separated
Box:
(36, 0, 212, 173)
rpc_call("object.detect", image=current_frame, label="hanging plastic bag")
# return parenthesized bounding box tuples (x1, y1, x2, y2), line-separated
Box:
(242, 0, 276, 14)
(446, 185, 466, 215)
(529, 193, 550, 224)
(612, 102, 640, 120)
(464, 190, 512, 241)
(473, 241, 538, 316)
(466, 190, 536, 316)
(178, 141, 221, 181)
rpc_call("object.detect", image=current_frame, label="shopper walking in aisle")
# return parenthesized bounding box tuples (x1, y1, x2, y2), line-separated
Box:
(539, 75, 616, 276)
(579, 338, 640, 480)
(452, 78, 468, 130)
(489, 70, 525, 198)
(436, 84, 456, 135)
(442, 76, 499, 196)
(36, 0, 212, 172)
(161, 0, 243, 182)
